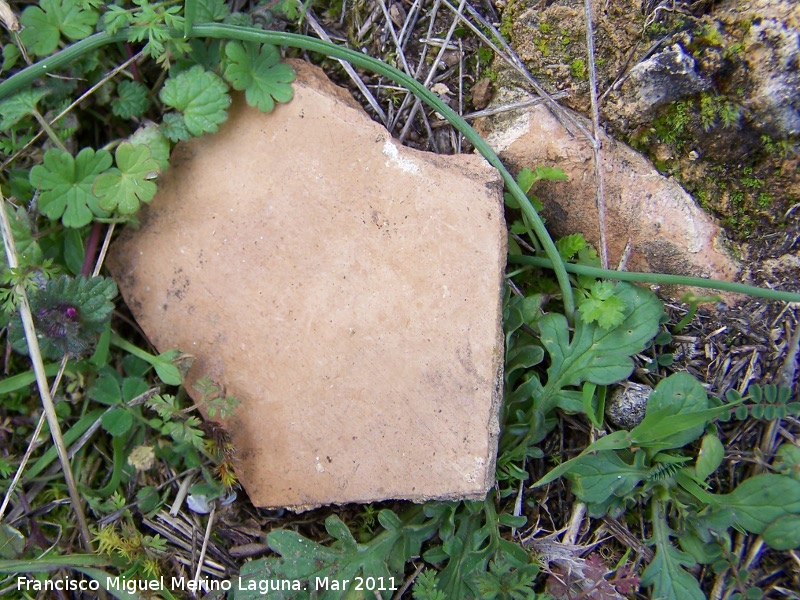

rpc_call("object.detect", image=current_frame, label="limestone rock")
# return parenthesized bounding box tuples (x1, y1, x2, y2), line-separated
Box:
(106, 60, 507, 510)
(475, 102, 740, 295)
(625, 44, 710, 110)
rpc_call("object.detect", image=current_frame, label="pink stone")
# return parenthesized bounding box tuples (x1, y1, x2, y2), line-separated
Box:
(107, 60, 507, 510)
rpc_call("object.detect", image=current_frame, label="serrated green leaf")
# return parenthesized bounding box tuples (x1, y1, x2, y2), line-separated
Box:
(555, 233, 586, 260)
(195, 0, 230, 22)
(537, 282, 662, 413)
(30, 148, 113, 227)
(93, 142, 160, 214)
(247, 507, 437, 600)
(642, 540, 704, 600)
(19, 0, 98, 57)
(0, 89, 49, 129)
(224, 41, 295, 113)
(112, 80, 150, 119)
(99, 5, 133, 35)
(578, 280, 627, 329)
(533, 165, 568, 181)
(642, 503, 705, 600)
(515, 168, 537, 193)
(10, 276, 117, 358)
(160, 111, 191, 142)
(166, 416, 203, 447)
(716, 474, 800, 534)
(159, 66, 230, 136)
(762, 514, 800, 550)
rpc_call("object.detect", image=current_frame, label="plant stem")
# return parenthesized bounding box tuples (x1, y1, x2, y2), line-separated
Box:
(508, 255, 800, 303)
(0, 26, 577, 321)
(0, 196, 94, 552)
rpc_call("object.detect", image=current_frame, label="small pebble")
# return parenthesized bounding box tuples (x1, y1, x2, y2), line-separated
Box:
(605, 382, 652, 430)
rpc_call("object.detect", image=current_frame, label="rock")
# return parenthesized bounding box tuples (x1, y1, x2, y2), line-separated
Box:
(732, 0, 800, 136)
(624, 44, 710, 111)
(475, 102, 741, 296)
(606, 382, 651, 430)
(106, 60, 507, 510)
(494, 0, 799, 238)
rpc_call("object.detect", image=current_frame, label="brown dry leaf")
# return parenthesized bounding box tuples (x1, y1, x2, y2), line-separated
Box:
(0, 0, 19, 32)
(471, 78, 494, 110)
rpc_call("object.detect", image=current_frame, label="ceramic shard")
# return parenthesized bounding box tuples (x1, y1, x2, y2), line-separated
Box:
(107, 60, 507, 510)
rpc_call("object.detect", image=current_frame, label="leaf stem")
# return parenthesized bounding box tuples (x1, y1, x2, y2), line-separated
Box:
(508, 255, 800, 303)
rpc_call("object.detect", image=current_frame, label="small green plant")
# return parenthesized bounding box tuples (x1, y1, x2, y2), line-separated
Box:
(533, 373, 800, 599)
(569, 57, 587, 80)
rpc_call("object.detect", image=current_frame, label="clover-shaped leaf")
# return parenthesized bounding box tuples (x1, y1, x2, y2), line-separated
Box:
(224, 41, 295, 113)
(19, 0, 99, 57)
(29, 148, 112, 228)
(159, 66, 230, 136)
(129, 122, 171, 171)
(93, 142, 160, 215)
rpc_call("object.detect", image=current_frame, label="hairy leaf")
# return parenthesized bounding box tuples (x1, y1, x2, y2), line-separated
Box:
(160, 111, 191, 142)
(9, 276, 117, 358)
(29, 147, 113, 227)
(159, 66, 230, 136)
(224, 41, 295, 113)
(93, 142, 160, 214)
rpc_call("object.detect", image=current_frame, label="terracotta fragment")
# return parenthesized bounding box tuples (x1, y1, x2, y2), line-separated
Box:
(107, 60, 507, 510)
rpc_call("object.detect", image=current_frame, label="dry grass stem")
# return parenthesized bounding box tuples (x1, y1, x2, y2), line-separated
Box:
(0, 355, 68, 523)
(0, 195, 93, 551)
(1, 51, 144, 171)
(305, 10, 388, 125)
